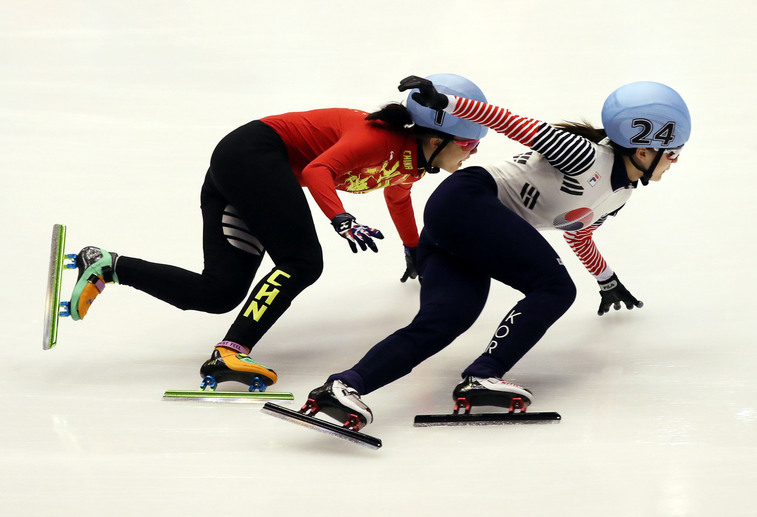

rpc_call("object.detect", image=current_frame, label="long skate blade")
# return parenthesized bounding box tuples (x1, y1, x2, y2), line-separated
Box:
(414, 411, 561, 427)
(43, 224, 67, 350)
(162, 390, 294, 402)
(261, 402, 382, 450)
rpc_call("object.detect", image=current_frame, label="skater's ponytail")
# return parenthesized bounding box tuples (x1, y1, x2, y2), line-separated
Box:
(554, 120, 643, 157)
(367, 103, 452, 139)
(553, 120, 607, 143)
(366, 103, 414, 128)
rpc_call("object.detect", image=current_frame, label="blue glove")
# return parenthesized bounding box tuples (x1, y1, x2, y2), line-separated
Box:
(331, 213, 384, 253)
(598, 273, 644, 316)
(400, 246, 418, 282)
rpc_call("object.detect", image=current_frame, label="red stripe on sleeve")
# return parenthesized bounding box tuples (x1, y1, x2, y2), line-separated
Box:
(563, 226, 610, 278)
(450, 96, 540, 147)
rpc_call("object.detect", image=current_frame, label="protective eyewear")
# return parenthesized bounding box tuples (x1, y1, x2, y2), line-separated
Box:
(661, 146, 683, 160)
(452, 139, 480, 152)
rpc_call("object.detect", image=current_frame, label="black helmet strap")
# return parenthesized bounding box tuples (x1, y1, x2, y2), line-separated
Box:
(419, 136, 452, 174)
(629, 149, 664, 186)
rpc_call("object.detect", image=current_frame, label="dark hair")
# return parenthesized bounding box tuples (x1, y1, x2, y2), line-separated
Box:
(366, 103, 413, 127)
(554, 120, 634, 156)
(366, 103, 450, 139)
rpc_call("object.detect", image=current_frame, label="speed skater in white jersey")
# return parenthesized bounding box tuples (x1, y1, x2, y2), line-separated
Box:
(305, 76, 691, 429)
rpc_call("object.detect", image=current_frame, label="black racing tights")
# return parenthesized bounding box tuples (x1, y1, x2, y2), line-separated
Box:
(115, 121, 323, 350)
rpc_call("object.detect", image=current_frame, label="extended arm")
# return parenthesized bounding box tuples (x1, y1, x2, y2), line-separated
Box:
(399, 75, 596, 176)
(563, 222, 643, 316)
(301, 136, 387, 254)
(384, 184, 420, 282)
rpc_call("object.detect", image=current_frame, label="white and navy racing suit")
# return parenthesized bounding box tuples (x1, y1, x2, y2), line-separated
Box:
(331, 96, 636, 393)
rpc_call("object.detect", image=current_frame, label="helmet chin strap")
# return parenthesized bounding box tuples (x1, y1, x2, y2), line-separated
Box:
(629, 149, 664, 186)
(423, 137, 452, 174)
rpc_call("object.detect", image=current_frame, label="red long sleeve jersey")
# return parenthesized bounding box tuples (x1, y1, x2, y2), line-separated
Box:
(261, 108, 425, 247)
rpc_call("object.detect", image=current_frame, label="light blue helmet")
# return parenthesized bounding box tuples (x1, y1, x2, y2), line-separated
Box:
(601, 81, 691, 149)
(406, 73, 488, 140)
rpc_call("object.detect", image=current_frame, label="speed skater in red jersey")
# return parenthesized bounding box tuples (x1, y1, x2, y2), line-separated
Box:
(66, 74, 490, 391)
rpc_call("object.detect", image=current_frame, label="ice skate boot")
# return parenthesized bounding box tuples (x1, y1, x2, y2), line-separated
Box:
(199, 343, 278, 392)
(261, 380, 381, 448)
(69, 246, 119, 321)
(302, 380, 373, 430)
(415, 377, 558, 426)
(452, 376, 533, 413)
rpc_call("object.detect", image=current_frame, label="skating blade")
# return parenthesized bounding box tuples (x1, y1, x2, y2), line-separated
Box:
(414, 411, 561, 426)
(261, 402, 382, 449)
(43, 224, 67, 350)
(163, 390, 294, 402)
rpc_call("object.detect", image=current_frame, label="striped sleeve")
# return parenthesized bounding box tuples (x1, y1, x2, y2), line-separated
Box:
(562, 220, 613, 281)
(447, 95, 596, 176)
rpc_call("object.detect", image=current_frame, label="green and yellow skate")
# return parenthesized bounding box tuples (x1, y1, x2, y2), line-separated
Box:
(162, 387, 295, 402)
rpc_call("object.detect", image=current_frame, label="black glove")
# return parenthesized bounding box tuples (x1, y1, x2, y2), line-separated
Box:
(330, 213, 384, 253)
(398, 76, 449, 110)
(400, 246, 419, 283)
(597, 273, 644, 316)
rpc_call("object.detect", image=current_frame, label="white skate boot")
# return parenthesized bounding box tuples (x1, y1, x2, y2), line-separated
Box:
(304, 380, 374, 430)
(453, 376, 533, 412)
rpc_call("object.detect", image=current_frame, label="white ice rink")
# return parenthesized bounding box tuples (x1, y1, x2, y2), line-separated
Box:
(3, 1, 756, 515)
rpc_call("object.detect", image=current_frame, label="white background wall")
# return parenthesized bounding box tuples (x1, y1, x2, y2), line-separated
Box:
(2, 1, 756, 515)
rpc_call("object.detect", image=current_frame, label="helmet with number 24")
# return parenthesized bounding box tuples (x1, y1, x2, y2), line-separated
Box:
(601, 81, 691, 153)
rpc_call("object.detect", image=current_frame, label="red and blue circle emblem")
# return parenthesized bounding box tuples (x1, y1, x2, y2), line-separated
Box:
(553, 208, 594, 231)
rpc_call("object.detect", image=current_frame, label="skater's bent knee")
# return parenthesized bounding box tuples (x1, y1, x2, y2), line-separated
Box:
(556, 273, 577, 305)
(279, 254, 324, 287)
(301, 257, 324, 285)
(541, 273, 577, 316)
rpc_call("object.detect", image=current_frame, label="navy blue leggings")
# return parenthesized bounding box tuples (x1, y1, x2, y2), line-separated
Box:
(331, 167, 576, 394)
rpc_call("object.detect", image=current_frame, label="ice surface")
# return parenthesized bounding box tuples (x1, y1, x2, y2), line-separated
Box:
(2, 1, 756, 516)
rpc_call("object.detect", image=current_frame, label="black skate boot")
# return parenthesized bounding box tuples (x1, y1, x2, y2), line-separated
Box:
(453, 376, 533, 413)
(303, 380, 373, 430)
(70, 246, 119, 321)
(199, 343, 278, 392)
